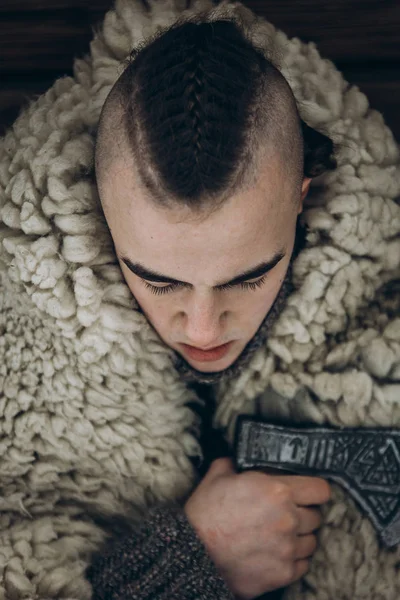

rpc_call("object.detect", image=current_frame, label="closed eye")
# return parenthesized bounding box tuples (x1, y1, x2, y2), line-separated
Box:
(142, 275, 268, 296)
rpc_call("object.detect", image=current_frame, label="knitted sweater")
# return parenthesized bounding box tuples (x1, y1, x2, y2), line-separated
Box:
(0, 0, 399, 599)
(86, 504, 287, 600)
(86, 502, 236, 600)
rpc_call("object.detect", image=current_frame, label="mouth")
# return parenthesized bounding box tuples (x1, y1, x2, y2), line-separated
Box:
(179, 341, 233, 362)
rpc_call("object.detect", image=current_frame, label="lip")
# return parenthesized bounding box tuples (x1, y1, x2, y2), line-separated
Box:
(180, 341, 233, 362)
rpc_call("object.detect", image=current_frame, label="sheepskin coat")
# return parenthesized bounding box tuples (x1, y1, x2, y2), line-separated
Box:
(0, 0, 399, 598)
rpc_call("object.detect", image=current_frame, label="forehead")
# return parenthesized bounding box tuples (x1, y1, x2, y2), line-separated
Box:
(102, 154, 297, 272)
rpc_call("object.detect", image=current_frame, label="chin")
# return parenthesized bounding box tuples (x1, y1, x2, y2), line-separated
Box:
(187, 362, 231, 374)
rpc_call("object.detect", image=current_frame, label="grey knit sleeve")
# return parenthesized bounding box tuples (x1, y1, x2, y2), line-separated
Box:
(85, 502, 236, 600)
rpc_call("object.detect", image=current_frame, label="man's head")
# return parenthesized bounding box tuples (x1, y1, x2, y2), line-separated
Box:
(94, 14, 336, 383)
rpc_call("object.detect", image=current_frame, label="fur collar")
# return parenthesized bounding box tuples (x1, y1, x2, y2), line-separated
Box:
(0, 1, 399, 598)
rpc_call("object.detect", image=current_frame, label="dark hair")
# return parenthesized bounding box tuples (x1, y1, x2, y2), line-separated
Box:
(95, 10, 338, 212)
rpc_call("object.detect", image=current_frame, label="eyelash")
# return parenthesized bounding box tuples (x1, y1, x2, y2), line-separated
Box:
(143, 275, 267, 296)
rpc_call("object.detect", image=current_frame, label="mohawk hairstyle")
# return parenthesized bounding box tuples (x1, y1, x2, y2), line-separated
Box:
(95, 9, 337, 215)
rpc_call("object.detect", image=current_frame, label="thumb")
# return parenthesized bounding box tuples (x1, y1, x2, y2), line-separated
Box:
(207, 456, 236, 477)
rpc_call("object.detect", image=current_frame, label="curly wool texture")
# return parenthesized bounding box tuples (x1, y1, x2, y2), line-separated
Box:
(0, 0, 399, 598)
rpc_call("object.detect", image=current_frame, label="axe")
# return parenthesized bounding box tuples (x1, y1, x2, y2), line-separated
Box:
(234, 414, 400, 548)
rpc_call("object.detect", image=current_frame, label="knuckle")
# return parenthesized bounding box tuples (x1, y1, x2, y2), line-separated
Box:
(272, 481, 291, 501)
(280, 512, 298, 534)
(317, 479, 332, 501)
(300, 558, 311, 576)
(323, 481, 332, 500)
(280, 539, 296, 561)
(313, 510, 322, 529)
(281, 562, 296, 583)
(301, 534, 317, 558)
(309, 535, 317, 553)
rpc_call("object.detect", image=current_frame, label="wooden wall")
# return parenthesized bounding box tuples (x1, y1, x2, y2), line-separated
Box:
(1, 0, 399, 141)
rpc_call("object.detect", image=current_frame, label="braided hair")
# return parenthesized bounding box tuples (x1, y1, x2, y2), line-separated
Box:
(95, 10, 337, 214)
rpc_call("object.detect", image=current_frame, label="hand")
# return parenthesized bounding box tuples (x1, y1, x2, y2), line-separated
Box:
(184, 457, 331, 600)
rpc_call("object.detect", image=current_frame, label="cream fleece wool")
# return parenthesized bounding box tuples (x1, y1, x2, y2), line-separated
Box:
(0, 0, 399, 598)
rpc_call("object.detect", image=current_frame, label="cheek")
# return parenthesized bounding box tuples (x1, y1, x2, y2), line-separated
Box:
(249, 283, 280, 317)
(243, 267, 288, 322)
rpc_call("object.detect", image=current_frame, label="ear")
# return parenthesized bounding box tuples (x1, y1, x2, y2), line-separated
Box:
(298, 177, 312, 214)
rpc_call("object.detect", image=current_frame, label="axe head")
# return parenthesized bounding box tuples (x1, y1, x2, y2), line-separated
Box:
(234, 415, 400, 548)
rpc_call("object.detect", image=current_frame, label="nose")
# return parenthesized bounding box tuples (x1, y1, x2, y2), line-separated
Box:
(182, 293, 227, 348)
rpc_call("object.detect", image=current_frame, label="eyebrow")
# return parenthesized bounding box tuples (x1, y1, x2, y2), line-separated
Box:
(119, 250, 285, 289)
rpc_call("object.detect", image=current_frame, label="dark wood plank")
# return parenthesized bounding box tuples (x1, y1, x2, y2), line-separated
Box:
(0, 0, 110, 8)
(0, 10, 106, 72)
(1, 0, 399, 74)
(0, 0, 399, 142)
(248, 0, 400, 61)
(339, 64, 400, 142)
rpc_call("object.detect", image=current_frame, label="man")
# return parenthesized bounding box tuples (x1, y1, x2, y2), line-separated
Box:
(86, 13, 337, 600)
(0, 1, 398, 599)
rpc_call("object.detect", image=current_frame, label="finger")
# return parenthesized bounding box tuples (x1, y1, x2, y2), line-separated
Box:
(294, 534, 317, 560)
(207, 456, 235, 477)
(291, 558, 310, 582)
(296, 506, 322, 534)
(273, 475, 332, 506)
